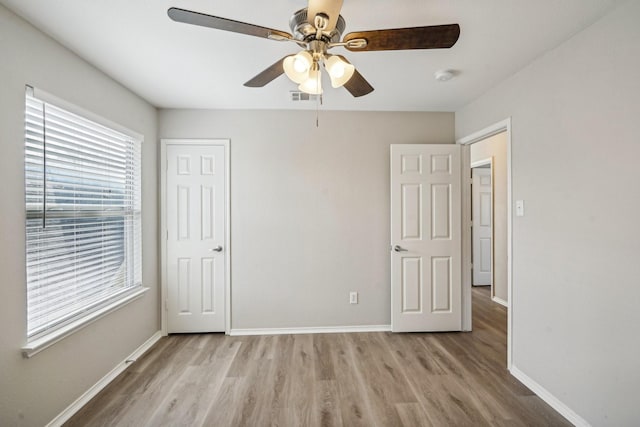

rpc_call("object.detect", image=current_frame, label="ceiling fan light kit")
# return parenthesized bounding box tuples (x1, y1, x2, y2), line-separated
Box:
(325, 54, 355, 88)
(168, 0, 460, 98)
(283, 51, 313, 84)
(298, 63, 323, 95)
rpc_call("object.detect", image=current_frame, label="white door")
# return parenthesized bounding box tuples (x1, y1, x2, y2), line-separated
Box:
(472, 167, 492, 286)
(166, 144, 226, 333)
(391, 144, 462, 332)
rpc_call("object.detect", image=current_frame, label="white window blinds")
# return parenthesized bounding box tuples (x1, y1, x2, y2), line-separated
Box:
(24, 91, 142, 339)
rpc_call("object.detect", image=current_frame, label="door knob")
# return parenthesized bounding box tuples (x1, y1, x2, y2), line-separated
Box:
(209, 246, 223, 252)
(393, 245, 408, 252)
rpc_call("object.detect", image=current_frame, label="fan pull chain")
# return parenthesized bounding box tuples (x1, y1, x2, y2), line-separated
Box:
(316, 70, 322, 128)
(316, 95, 323, 128)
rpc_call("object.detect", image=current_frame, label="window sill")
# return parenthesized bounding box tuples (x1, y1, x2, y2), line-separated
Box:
(22, 287, 149, 358)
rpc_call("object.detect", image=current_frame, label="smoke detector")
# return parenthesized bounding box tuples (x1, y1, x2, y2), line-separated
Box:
(434, 69, 455, 82)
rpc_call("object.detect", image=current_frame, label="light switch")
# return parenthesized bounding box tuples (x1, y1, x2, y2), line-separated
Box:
(516, 200, 525, 217)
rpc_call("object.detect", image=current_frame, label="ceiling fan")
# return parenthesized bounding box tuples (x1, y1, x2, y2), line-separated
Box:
(168, 0, 460, 97)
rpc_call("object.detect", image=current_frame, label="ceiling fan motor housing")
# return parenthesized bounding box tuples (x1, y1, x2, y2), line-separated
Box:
(289, 8, 345, 44)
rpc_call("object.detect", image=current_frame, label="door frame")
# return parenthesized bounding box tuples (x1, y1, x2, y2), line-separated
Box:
(160, 138, 231, 335)
(470, 158, 494, 295)
(457, 118, 512, 369)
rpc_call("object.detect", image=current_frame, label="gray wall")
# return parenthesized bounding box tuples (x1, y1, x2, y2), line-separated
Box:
(470, 132, 508, 302)
(0, 5, 159, 426)
(159, 109, 454, 330)
(456, 1, 640, 425)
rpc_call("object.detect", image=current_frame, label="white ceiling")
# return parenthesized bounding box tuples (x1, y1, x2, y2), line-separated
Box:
(1, 0, 623, 111)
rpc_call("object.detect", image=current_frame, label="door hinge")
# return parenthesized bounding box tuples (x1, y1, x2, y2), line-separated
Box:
(166, 230, 169, 240)
(164, 299, 168, 311)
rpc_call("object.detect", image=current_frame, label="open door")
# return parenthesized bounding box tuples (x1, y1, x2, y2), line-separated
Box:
(391, 144, 462, 332)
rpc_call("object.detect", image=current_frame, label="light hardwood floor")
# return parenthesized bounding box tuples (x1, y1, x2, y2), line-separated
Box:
(65, 287, 571, 426)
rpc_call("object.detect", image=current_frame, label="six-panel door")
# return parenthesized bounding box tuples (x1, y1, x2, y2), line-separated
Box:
(166, 144, 225, 333)
(472, 167, 492, 286)
(391, 144, 462, 332)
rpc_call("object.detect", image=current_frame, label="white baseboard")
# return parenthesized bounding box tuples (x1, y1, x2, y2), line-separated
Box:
(46, 331, 162, 427)
(510, 365, 590, 427)
(229, 325, 392, 336)
(492, 296, 508, 307)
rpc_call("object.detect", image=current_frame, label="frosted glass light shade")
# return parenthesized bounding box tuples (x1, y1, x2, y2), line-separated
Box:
(283, 51, 313, 84)
(325, 55, 355, 88)
(298, 67, 322, 95)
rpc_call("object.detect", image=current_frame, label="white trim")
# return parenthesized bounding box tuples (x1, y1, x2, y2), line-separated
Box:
(470, 158, 492, 168)
(460, 143, 472, 331)
(46, 331, 162, 427)
(492, 296, 508, 307)
(225, 143, 231, 335)
(22, 287, 149, 358)
(160, 139, 231, 336)
(458, 118, 511, 146)
(229, 325, 392, 336)
(510, 365, 590, 427)
(457, 117, 513, 369)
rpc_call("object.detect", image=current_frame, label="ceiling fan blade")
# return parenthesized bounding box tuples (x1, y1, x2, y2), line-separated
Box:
(168, 7, 292, 41)
(344, 24, 460, 51)
(335, 56, 374, 97)
(343, 70, 374, 97)
(243, 57, 288, 87)
(307, 0, 343, 32)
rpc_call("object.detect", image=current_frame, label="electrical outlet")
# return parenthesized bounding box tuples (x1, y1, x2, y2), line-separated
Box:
(349, 291, 358, 304)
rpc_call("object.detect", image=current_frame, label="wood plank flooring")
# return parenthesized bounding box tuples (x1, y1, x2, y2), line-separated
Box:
(65, 287, 571, 426)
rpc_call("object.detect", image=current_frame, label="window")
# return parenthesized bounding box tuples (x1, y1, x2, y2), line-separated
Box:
(24, 88, 142, 343)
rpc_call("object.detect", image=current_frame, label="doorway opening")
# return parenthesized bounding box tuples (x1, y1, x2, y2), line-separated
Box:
(458, 118, 512, 368)
(470, 160, 494, 293)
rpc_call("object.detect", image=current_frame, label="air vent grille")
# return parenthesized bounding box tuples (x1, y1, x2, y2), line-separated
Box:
(290, 91, 320, 102)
